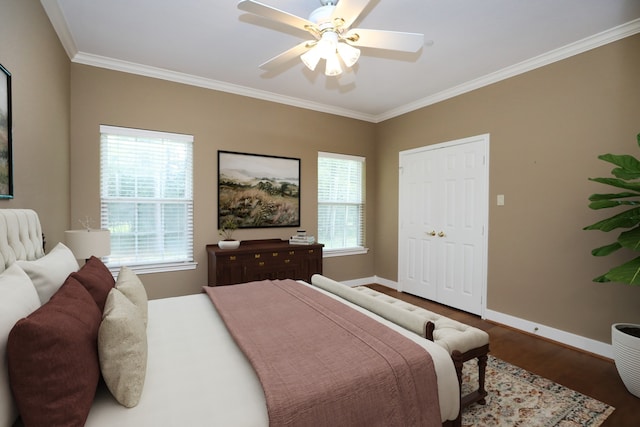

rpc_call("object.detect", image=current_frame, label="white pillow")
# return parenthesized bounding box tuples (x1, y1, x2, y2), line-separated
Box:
(17, 242, 79, 304)
(99, 288, 147, 408)
(0, 263, 40, 427)
(115, 266, 148, 327)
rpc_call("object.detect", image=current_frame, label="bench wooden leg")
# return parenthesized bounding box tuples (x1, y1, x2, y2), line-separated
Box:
(452, 344, 490, 409)
(477, 352, 488, 405)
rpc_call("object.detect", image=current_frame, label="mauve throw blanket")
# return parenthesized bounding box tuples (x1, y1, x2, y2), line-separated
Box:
(204, 279, 441, 427)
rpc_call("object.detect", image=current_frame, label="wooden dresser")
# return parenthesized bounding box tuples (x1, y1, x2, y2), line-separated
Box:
(206, 239, 323, 286)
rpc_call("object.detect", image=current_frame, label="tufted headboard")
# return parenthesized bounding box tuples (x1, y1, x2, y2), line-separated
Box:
(0, 209, 45, 273)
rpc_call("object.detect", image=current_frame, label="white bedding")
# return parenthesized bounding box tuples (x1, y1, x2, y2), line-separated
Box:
(85, 283, 460, 426)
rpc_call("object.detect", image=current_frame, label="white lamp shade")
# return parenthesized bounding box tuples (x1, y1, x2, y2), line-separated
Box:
(301, 47, 322, 71)
(64, 229, 111, 260)
(337, 42, 360, 68)
(324, 54, 342, 76)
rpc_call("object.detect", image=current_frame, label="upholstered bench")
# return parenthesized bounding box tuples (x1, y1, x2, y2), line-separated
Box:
(310, 275, 489, 409)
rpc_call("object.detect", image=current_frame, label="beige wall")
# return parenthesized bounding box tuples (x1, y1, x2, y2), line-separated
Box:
(70, 65, 377, 299)
(0, 0, 70, 244)
(376, 34, 640, 343)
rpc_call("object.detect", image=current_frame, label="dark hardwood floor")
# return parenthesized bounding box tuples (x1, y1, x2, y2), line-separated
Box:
(367, 284, 639, 427)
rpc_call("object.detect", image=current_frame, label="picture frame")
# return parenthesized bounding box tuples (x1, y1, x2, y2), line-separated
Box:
(0, 64, 12, 199)
(218, 150, 300, 229)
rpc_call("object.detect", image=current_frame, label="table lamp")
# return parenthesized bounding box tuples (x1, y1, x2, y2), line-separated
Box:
(64, 229, 111, 261)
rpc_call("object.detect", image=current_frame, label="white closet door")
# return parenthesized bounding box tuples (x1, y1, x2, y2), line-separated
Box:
(398, 135, 489, 315)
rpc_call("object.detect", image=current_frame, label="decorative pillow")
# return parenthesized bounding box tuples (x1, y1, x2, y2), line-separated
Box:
(115, 266, 149, 327)
(71, 256, 115, 312)
(0, 264, 40, 427)
(99, 288, 147, 407)
(7, 276, 102, 427)
(16, 242, 79, 304)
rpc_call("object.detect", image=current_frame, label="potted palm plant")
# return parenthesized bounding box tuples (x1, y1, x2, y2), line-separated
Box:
(584, 132, 640, 398)
(218, 217, 240, 250)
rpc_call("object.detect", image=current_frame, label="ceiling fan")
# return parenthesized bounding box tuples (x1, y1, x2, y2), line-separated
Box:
(237, 0, 424, 77)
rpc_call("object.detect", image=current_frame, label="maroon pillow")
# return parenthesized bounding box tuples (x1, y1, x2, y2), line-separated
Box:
(71, 256, 115, 312)
(7, 276, 102, 427)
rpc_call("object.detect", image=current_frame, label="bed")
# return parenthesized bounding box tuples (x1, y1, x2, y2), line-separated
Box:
(0, 209, 461, 427)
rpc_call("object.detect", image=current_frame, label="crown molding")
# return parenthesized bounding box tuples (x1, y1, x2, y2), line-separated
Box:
(375, 18, 640, 122)
(71, 52, 377, 123)
(43, 0, 639, 124)
(40, 0, 78, 59)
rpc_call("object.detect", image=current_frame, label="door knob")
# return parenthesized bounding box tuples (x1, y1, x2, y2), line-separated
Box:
(438, 231, 446, 237)
(426, 230, 436, 236)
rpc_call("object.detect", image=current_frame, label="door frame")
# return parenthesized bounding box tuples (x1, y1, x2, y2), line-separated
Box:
(398, 134, 490, 318)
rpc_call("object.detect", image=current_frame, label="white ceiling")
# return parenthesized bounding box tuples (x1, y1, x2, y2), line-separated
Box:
(41, 0, 640, 123)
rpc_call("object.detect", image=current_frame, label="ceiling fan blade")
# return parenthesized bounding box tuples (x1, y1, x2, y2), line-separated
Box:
(344, 28, 424, 52)
(238, 0, 315, 32)
(331, 0, 370, 29)
(259, 41, 312, 70)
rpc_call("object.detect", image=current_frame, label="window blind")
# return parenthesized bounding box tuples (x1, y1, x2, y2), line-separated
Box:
(100, 125, 194, 268)
(318, 152, 365, 251)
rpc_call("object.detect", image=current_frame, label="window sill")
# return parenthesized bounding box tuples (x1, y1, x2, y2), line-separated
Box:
(107, 261, 198, 277)
(323, 247, 369, 258)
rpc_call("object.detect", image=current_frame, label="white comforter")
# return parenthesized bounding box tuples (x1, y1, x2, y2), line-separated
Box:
(86, 283, 460, 426)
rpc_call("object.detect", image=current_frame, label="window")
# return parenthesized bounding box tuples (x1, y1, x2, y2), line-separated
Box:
(100, 125, 195, 273)
(318, 152, 367, 256)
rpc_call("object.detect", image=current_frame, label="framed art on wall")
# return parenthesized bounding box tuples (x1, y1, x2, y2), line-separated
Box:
(218, 150, 300, 229)
(0, 64, 12, 199)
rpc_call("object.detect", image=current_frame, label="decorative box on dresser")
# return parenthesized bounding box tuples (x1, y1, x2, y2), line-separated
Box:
(207, 239, 323, 286)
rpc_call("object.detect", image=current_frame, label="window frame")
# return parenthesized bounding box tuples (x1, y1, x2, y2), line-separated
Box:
(99, 125, 196, 275)
(317, 151, 368, 257)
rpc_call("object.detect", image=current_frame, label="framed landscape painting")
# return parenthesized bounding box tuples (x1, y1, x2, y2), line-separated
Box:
(218, 150, 300, 229)
(0, 64, 12, 198)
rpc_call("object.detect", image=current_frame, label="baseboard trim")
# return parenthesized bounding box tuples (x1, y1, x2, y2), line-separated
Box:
(485, 309, 613, 360)
(342, 275, 613, 360)
(341, 276, 376, 287)
(341, 275, 398, 289)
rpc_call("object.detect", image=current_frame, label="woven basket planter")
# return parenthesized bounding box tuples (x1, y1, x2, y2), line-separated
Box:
(612, 323, 640, 398)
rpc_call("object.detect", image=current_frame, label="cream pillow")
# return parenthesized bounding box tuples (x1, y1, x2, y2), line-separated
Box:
(115, 266, 148, 327)
(0, 263, 41, 427)
(17, 242, 79, 304)
(98, 288, 147, 408)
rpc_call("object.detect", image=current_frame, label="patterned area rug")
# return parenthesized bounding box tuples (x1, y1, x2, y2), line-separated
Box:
(461, 356, 615, 427)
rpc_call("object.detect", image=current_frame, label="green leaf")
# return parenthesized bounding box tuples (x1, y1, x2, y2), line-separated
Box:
(586, 134, 640, 287)
(589, 191, 640, 201)
(618, 226, 640, 251)
(598, 153, 640, 179)
(588, 199, 640, 209)
(600, 256, 640, 285)
(591, 242, 622, 256)
(583, 206, 640, 231)
(588, 177, 640, 192)
(612, 168, 640, 180)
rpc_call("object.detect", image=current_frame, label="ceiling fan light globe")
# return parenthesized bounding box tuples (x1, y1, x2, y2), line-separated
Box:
(337, 42, 360, 68)
(301, 46, 322, 71)
(317, 32, 338, 59)
(324, 54, 342, 76)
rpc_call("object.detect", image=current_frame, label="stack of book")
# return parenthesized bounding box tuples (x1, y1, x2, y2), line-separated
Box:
(289, 231, 315, 245)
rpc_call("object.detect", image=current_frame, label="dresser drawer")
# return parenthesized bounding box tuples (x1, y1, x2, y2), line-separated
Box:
(207, 240, 323, 286)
